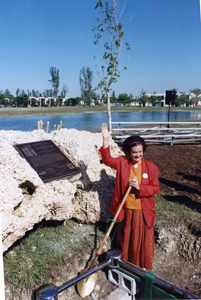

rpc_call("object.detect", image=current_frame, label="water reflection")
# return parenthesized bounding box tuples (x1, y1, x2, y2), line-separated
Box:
(192, 112, 201, 120)
(0, 111, 200, 132)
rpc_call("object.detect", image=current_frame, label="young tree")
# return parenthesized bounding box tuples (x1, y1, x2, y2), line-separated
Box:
(48, 67, 60, 101)
(79, 66, 93, 105)
(93, 0, 130, 129)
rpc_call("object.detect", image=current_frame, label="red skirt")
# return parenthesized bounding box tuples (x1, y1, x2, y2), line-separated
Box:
(116, 209, 154, 270)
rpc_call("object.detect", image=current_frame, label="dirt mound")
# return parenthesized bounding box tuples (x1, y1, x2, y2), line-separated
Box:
(144, 142, 201, 214)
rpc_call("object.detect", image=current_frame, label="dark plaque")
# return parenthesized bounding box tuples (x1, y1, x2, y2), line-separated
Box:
(14, 140, 80, 183)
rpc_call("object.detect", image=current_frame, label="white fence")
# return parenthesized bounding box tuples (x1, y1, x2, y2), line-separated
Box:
(110, 121, 201, 145)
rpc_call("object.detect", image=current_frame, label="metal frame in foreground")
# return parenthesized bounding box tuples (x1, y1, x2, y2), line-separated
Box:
(35, 249, 198, 300)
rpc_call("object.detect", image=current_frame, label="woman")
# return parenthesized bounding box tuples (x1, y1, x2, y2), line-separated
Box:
(99, 123, 160, 270)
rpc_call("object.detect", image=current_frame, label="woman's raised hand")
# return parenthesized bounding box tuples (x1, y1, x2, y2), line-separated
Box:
(101, 123, 111, 139)
(101, 123, 111, 148)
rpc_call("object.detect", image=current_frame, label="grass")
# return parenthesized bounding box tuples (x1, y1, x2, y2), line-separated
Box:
(155, 192, 201, 226)
(3, 219, 108, 298)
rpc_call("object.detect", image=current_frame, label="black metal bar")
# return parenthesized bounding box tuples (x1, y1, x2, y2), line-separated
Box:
(36, 249, 199, 300)
(58, 258, 111, 294)
(38, 258, 111, 299)
(119, 260, 198, 299)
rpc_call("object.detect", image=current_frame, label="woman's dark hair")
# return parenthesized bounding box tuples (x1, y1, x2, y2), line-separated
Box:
(122, 135, 146, 158)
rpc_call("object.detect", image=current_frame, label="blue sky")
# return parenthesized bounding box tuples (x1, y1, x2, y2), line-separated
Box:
(0, 0, 201, 98)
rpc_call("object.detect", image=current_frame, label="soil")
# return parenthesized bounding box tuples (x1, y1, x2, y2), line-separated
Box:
(144, 142, 201, 214)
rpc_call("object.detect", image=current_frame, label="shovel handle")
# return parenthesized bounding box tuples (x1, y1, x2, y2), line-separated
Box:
(87, 185, 132, 271)
(97, 185, 132, 256)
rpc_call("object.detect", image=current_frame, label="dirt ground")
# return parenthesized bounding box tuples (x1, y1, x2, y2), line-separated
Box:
(144, 142, 201, 213)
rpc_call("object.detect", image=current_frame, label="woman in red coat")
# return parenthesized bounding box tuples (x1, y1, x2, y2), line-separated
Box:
(99, 123, 160, 270)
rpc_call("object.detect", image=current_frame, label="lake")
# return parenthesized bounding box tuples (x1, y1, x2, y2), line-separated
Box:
(1, 110, 201, 132)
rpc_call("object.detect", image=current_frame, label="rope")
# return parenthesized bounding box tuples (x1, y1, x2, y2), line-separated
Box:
(106, 219, 121, 242)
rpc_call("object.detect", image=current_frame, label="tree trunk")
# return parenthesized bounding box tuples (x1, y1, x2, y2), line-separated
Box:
(107, 91, 112, 130)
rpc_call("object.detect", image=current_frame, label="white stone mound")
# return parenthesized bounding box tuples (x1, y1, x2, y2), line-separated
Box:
(0, 129, 122, 252)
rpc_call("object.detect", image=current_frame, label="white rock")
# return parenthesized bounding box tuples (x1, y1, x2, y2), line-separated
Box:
(0, 129, 122, 252)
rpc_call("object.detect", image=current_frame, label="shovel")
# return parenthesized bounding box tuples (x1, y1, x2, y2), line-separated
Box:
(77, 185, 132, 298)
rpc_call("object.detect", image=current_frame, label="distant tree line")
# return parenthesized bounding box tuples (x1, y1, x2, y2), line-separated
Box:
(0, 66, 201, 107)
(1, 87, 201, 108)
(0, 66, 99, 107)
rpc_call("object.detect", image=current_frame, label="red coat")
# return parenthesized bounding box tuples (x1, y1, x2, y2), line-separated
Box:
(99, 146, 160, 229)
